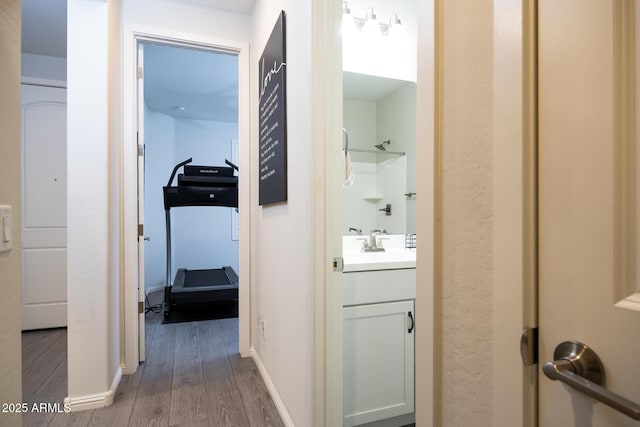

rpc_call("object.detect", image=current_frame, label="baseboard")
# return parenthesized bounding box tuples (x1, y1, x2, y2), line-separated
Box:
(250, 347, 295, 427)
(64, 365, 122, 412)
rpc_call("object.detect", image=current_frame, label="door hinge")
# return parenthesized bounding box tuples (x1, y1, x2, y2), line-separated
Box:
(137, 143, 144, 157)
(332, 257, 344, 272)
(136, 66, 143, 79)
(138, 301, 144, 314)
(520, 326, 539, 366)
(138, 224, 144, 237)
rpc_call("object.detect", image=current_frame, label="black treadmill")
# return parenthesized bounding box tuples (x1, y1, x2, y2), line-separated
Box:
(162, 157, 239, 318)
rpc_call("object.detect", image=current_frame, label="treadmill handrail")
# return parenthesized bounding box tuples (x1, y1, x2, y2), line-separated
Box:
(225, 159, 239, 172)
(167, 158, 193, 187)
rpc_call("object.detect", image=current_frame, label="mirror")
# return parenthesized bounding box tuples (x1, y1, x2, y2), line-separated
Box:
(343, 71, 416, 235)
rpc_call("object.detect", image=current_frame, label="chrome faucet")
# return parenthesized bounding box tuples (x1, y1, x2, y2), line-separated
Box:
(348, 227, 362, 235)
(364, 230, 386, 252)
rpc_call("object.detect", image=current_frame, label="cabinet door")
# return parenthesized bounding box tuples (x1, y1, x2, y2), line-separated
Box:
(344, 300, 415, 426)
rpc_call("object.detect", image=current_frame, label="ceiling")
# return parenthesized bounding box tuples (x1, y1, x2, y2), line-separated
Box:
(143, 43, 239, 123)
(21, 0, 67, 58)
(21, 0, 250, 122)
(343, 71, 413, 102)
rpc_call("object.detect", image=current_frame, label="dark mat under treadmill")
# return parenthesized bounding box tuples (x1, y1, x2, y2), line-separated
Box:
(183, 268, 232, 288)
(161, 301, 238, 324)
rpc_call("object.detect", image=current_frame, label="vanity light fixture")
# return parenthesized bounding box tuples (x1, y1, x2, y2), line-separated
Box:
(387, 12, 402, 36)
(342, 3, 403, 38)
(342, 1, 356, 35)
(362, 7, 381, 38)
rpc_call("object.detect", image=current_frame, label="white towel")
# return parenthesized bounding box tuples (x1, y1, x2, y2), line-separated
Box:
(344, 149, 354, 187)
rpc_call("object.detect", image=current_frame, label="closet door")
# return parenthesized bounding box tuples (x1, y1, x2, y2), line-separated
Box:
(21, 84, 67, 330)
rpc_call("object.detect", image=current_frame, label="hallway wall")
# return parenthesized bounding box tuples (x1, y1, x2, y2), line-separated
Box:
(251, 1, 313, 425)
(67, 0, 121, 405)
(65, 0, 253, 405)
(21, 53, 66, 82)
(431, 1, 532, 424)
(0, 1, 23, 426)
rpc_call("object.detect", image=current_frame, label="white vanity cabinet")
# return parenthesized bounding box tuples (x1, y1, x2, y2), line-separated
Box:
(343, 267, 416, 427)
(343, 299, 415, 427)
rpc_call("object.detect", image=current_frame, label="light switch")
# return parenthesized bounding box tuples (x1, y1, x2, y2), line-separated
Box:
(0, 205, 12, 253)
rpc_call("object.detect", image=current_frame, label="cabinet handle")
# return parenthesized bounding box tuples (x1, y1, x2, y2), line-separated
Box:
(408, 311, 414, 333)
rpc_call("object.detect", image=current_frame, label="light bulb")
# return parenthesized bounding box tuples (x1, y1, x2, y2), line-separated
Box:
(342, 2, 356, 38)
(363, 7, 381, 38)
(387, 13, 402, 37)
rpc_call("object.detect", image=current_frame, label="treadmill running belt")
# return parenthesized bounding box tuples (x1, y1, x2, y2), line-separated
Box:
(183, 269, 232, 288)
(169, 266, 238, 309)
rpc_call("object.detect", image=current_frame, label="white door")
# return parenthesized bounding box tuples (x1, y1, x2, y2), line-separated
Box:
(539, 1, 640, 425)
(137, 42, 146, 362)
(20, 84, 67, 330)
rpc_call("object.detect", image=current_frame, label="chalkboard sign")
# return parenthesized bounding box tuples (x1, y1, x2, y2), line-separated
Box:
(258, 11, 287, 205)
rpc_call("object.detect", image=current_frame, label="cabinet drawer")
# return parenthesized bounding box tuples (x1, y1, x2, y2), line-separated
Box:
(343, 268, 416, 306)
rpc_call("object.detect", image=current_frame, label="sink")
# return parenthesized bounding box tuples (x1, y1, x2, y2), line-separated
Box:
(343, 235, 416, 272)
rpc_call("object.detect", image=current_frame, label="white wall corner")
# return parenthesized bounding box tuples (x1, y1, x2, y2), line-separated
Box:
(250, 347, 295, 427)
(64, 365, 122, 412)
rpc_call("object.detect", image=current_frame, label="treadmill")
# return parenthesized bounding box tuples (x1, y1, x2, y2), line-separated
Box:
(162, 157, 239, 318)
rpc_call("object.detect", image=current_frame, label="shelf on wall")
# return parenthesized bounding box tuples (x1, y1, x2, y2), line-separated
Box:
(348, 149, 405, 164)
(362, 196, 384, 202)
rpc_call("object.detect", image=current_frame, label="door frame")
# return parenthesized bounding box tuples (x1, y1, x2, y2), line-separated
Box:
(311, 0, 437, 424)
(122, 25, 251, 373)
(491, 0, 539, 425)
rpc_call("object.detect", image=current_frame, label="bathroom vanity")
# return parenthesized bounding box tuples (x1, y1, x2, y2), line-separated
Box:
(343, 235, 416, 427)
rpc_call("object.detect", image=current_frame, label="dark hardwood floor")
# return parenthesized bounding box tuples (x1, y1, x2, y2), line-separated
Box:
(21, 313, 284, 427)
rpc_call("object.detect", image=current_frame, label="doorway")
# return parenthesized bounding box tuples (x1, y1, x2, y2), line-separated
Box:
(340, 1, 419, 426)
(123, 29, 251, 372)
(140, 41, 240, 331)
(19, 0, 69, 416)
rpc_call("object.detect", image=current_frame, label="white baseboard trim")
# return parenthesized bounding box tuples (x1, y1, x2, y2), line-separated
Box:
(64, 365, 122, 412)
(250, 347, 295, 427)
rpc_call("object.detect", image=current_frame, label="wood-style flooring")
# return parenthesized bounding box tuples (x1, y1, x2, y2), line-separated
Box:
(21, 313, 284, 427)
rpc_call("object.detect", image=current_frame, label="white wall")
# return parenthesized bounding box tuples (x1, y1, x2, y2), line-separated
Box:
(377, 82, 416, 233)
(122, 0, 252, 41)
(343, 99, 377, 233)
(343, 161, 378, 233)
(67, 0, 121, 408)
(171, 118, 240, 275)
(343, 98, 377, 153)
(0, 2, 23, 425)
(144, 108, 240, 289)
(21, 53, 66, 82)
(376, 156, 406, 233)
(144, 107, 175, 289)
(343, 0, 417, 82)
(251, 1, 313, 425)
(343, 85, 414, 235)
